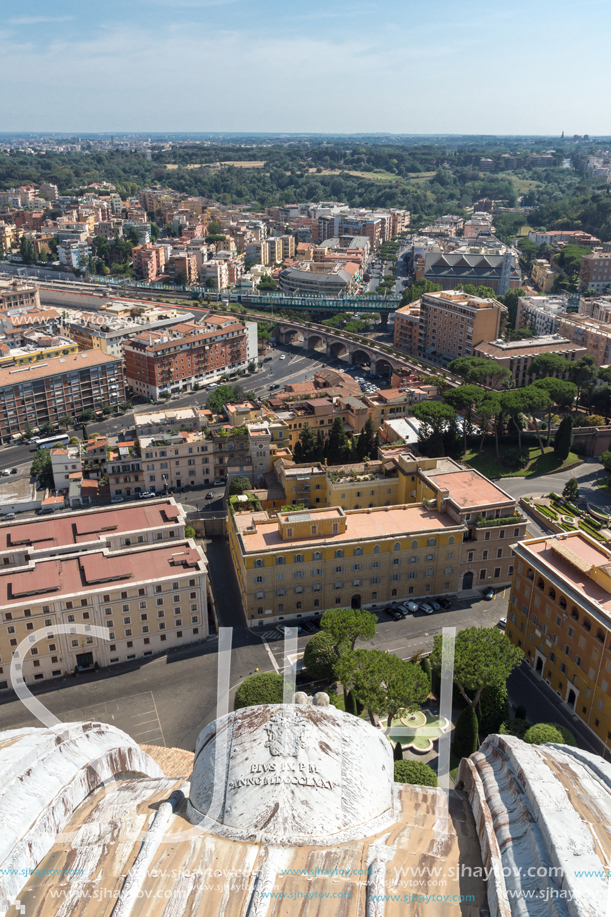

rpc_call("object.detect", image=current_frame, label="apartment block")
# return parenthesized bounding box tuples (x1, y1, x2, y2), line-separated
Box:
(124, 318, 249, 400)
(201, 259, 229, 290)
(0, 279, 40, 311)
(168, 254, 198, 285)
(0, 499, 208, 689)
(515, 294, 571, 336)
(58, 240, 91, 270)
(51, 446, 83, 492)
(393, 303, 420, 354)
(554, 313, 611, 366)
(140, 428, 252, 492)
(473, 335, 586, 386)
(417, 290, 507, 367)
(531, 259, 556, 293)
(507, 531, 611, 751)
(229, 503, 465, 627)
(0, 351, 125, 443)
(418, 461, 528, 589)
(579, 253, 611, 292)
(132, 243, 166, 281)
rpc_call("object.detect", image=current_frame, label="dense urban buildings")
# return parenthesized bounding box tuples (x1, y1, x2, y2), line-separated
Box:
(0, 499, 208, 689)
(408, 289, 507, 365)
(124, 315, 257, 400)
(0, 350, 124, 442)
(508, 531, 611, 752)
(472, 335, 586, 386)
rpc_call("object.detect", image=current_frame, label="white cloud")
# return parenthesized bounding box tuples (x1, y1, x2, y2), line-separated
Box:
(8, 15, 73, 25)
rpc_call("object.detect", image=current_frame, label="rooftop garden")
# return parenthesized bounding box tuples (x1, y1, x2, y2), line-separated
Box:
(476, 512, 524, 527)
(229, 493, 262, 513)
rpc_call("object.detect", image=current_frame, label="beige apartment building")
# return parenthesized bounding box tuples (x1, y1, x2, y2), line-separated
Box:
(393, 303, 420, 355)
(228, 503, 466, 627)
(416, 290, 507, 366)
(554, 313, 611, 366)
(140, 429, 253, 491)
(579, 252, 611, 292)
(507, 531, 611, 751)
(473, 336, 586, 386)
(418, 461, 528, 589)
(0, 499, 208, 690)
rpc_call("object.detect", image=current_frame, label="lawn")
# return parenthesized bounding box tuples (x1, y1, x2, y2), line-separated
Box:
(463, 445, 580, 479)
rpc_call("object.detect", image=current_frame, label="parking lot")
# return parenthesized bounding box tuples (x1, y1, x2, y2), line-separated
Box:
(257, 590, 510, 673)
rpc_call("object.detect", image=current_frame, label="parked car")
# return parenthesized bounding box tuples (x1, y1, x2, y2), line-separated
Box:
(429, 600, 441, 612)
(10, 468, 17, 474)
(205, 490, 215, 499)
(300, 622, 316, 634)
(483, 588, 495, 601)
(213, 478, 225, 486)
(402, 601, 419, 614)
(139, 491, 154, 499)
(263, 356, 273, 362)
(111, 496, 124, 503)
(498, 617, 507, 629)
(385, 608, 403, 621)
(3, 513, 15, 520)
(388, 604, 407, 617)
(419, 603, 434, 615)
(270, 383, 280, 390)
(1, 469, 9, 476)
(276, 624, 302, 636)
(438, 597, 453, 609)
(279, 355, 286, 360)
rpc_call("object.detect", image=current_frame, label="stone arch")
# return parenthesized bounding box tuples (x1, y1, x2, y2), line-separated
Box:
(329, 340, 349, 359)
(306, 334, 326, 352)
(351, 349, 372, 367)
(373, 358, 394, 376)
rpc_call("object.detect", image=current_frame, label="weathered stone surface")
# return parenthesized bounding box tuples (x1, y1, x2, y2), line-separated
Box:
(187, 703, 395, 845)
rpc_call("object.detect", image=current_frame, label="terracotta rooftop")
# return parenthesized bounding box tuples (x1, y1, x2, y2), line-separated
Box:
(520, 532, 611, 614)
(236, 504, 461, 552)
(428, 469, 514, 510)
(2, 500, 182, 550)
(0, 541, 203, 604)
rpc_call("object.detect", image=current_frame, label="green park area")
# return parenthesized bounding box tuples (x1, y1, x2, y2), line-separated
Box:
(464, 445, 581, 480)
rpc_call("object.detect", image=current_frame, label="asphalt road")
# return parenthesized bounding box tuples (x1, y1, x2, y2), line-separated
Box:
(0, 590, 508, 751)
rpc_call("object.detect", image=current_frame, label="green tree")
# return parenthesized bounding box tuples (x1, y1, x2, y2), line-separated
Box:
(498, 287, 526, 330)
(444, 385, 484, 455)
(184, 526, 196, 539)
(452, 705, 479, 760)
(77, 408, 95, 423)
(393, 740, 403, 762)
(569, 355, 598, 402)
(324, 416, 353, 464)
(293, 422, 317, 463)
(533, 378, 577, 445)
(430, 626, 524, 711)
(449, 356, 511, 390)
(206, 384, 245, 413)
(233, 672, 286, 710)
(591, 386, 611, 422)
(563, 477, 579, 502)
(336, 649, 429, 726)
(19, 235, 36, 265)
(411, 401, 456, 457)
(30, 449, 53, 489)
(303, 631, 347, 681)
(477, 682, 510, 738)
(554, 414, 574, 461)
(258, 274, 278, 291)
(477, 391, 502, 456)
(400, 279, 442, 306)
(354, 415, 378, 461)
(319, 606, 377, 658)
(600, 449, 611, 474)
(529, 353, 569, 380)
(229, 476, 251, 496)
(394, 760, 437, 787)
(499, 389, 529, 452)
(523, 722, 576, 746)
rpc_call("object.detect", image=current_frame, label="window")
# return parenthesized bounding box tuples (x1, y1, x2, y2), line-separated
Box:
(354, 547, 363, 556)
(408, 571, 417, 580)
(313, 552, 322, 561)
(122, 604, 129, 613)
(411, 540, 418, 549)
(276, 557, 285, 566)
(255, 559, 263, 568)
(374, 545, 380, 554)
(448, 536, 454, 545)
(393, 542, 401, 551)
(255, 576, 264, 584)
(294, 554, 304, 563)
(425, 568, 433, 577)
(427, 538, 436, 547)
(425, 553, 434, 561)
(494, 568, 501, 578)
(371, 576, 380, 584)
(409, 556, 417, 563)
(334, 549, 344, 559)
(480, 570, 486, 580)
(485, 532, 490, 542)
(467, 552, 474, 563)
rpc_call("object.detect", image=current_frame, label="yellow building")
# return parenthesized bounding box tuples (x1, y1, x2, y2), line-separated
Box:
(508, 531, 611, 751)
(228, 502, 465, 627)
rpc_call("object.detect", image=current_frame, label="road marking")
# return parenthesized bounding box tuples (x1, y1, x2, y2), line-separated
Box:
(133, 727, 164, 737)
(261, 638, 280, 673)
(131, 710, 156, 718)
(150, 690, 166, 747)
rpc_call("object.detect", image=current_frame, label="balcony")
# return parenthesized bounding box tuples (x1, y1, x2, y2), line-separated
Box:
(475, 513, 525, 528)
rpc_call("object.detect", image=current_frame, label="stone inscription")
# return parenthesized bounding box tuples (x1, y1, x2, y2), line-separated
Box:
(228, 760, 337, 792)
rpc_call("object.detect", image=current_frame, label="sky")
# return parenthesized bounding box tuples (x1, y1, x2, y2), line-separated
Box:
(0, 0, 609, 134)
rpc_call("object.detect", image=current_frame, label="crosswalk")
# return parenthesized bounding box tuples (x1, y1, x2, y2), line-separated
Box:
(256, 629, 281, 641)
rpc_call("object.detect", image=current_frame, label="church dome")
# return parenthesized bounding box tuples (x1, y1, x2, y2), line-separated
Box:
(187, 702, 395, 845)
